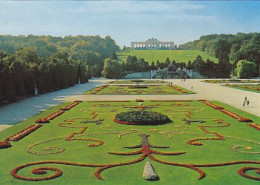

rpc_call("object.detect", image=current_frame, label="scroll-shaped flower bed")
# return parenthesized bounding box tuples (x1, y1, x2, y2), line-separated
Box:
(114, 110, 172, 125)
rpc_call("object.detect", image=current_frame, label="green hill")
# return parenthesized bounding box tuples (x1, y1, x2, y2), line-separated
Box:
(117, 50, 218, 64)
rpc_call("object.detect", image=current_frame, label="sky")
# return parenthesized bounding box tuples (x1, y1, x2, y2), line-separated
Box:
(0, 1, 260, 47)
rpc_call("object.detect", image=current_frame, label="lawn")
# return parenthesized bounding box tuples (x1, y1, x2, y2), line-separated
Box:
(223, 84, 260, 93)
(117, 50, 218, 64)
(0, 100, 259, 185)
(85, 84, 195, 95)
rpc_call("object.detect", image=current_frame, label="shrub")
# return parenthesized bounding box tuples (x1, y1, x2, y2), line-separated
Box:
(114, 110, 172, 125)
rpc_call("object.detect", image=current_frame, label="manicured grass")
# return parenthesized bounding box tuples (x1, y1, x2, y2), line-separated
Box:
(117, 50, 218, 64)
(0, 100, 259, 185)
(108, 80, 167, 84)
(85, 85, 195, 95)
(203, 79, 260, 83)
(223, 84, 260, 93)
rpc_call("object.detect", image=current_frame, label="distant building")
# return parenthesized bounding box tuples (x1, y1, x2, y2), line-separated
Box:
(131, 38, 175, 50)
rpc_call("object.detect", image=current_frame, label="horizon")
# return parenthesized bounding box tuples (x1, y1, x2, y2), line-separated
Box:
(0, 1, 260, 47)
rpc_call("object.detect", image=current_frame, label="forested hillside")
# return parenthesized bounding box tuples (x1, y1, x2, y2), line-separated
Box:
(179, 33, 260, 77)
(0, 35, 119, 103)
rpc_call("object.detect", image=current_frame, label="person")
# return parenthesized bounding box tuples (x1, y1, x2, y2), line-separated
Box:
(243, 96, 248, 107)
(247, 100, 250, 107)
(191, 86, 193, 90)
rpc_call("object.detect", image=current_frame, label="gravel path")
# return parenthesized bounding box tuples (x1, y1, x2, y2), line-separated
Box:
(0, 80, 101, 126)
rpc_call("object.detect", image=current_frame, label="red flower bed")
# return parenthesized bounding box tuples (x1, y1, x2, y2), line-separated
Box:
(60, 101, 81, 111)
(12, 165, 63, 181)
(8, 124, 42, 141)
(90, 85, 108, 94)
(35, 118, 50, 123)
(169, 85, 188, 93)
(36, 110, 65, 123)
(114, 118, 137, 125)
(0, 139, 11, 149)
(136, 99, 144, 102)
(238, 167, 260, 181)
(220, 109, 252, 122)
(201, 100, 253, 122)
(248, 123, 260, 131)
(202, 101, 224, 109)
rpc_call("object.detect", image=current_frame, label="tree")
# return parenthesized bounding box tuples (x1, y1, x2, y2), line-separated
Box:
(187, 60, 193, 70)
(203, 59, 217, 78)
(156, 60, 161, 69)
(192, 55, 204, 73)
(111, 50, 118, 60)
(217, 51, 232, 77)
(102, 58, 122, 79)
(165, 57, 171, 67)
(235, 60, 255, 78)
(150, 61, 156, 70)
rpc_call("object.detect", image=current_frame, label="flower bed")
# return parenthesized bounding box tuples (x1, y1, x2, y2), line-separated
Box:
(90, 85, 108, 94)
(36, 110, 65, 123)
(169, 85, 187, 93)
(114, 110, 172, 125)
(136, 99, 144, 102)
(200, 100, 252, 122)
(60, 101, 81, 111)
(201, 100, 223, 109)
(8, 124, 42, 141)
(0, 139, 11, 149)
(220, 109, 252, 122)
(248, 123, 260, 131)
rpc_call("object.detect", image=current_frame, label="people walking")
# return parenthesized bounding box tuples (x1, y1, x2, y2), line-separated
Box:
(243, 96, 247, 107)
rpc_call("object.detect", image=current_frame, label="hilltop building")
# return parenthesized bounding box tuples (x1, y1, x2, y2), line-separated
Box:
(131, 38, 175, 50)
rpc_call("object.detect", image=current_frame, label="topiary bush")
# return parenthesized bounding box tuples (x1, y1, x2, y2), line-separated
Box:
(114, 110, 172, 125)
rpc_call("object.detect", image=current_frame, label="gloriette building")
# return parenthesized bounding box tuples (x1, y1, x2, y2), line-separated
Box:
(131, 38, 175, 50)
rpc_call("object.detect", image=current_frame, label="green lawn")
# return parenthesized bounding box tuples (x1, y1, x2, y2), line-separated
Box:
(117, 50, 218, 64)
(86, 85, 195, 95)
(0, 100, 259, 185)
(223, 84, 260, 93)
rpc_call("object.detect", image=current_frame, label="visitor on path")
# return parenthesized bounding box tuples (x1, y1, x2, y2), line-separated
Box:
(243, 96, 247, 107)
(247, 100, 250, 107)
(191, 86, 193, 90)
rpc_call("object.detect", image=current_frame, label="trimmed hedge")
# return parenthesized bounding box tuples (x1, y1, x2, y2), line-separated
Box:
(129, 86, 148, 89)
(115, 110, 172, 125)
(131, 80, 144, 83)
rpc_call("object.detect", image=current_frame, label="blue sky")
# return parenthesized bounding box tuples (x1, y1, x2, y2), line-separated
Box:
(0, 1, 260, 47)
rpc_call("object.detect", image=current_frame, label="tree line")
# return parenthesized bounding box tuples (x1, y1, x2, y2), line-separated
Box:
(0, 35, 119, 103)
(179, 32, 260, 77)
(102, 53, 232, 79)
